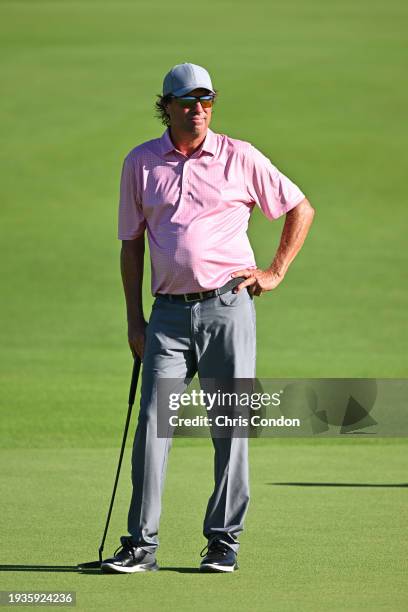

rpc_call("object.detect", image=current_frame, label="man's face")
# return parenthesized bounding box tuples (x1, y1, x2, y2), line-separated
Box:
(165, 88, 213, 137)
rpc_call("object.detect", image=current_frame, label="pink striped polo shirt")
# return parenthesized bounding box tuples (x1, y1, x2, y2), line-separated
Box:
(118, 128, 305, 295)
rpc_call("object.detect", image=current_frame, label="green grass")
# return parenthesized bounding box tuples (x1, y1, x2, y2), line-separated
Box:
(1, 1, 407, 610)
(1, 441, 407, 611)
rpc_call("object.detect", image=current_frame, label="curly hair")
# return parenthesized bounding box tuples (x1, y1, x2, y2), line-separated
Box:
(154, 94, 174, 127)
(154, 91, 218, 127)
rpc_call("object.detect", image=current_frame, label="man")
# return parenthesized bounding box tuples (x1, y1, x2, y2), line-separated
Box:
(101, 63, 314, 574)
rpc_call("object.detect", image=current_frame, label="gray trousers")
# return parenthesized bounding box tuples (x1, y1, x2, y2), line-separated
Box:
(127, 287, 256, 553)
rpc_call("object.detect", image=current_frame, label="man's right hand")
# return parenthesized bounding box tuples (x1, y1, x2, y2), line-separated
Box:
(128, 320, 148, 360)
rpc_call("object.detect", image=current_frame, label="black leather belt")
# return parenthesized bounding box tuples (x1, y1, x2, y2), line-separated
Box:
(156, 277, 246, 303)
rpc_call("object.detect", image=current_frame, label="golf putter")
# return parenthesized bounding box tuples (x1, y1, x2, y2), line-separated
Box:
(78, 356, 141, 570)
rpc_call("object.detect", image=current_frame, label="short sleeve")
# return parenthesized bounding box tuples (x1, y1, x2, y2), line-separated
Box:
(117, 155, 146, 240)
(245, 145, 305, 220)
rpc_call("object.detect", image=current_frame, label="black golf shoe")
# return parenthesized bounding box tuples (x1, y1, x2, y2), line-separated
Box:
(199, 540, 238, 573)
(101, 537, 159, 574)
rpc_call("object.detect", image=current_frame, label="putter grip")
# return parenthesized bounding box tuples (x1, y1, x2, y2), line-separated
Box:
(128, 356, 141, 406)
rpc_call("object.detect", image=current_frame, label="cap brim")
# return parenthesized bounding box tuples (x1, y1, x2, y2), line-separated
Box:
(172, 84, 215, 96)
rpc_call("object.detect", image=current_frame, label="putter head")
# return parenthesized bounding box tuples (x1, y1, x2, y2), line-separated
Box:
(77, 560, 101, 570)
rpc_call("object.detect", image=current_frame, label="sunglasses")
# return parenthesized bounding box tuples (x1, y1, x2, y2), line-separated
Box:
(172, 94, 215, 109)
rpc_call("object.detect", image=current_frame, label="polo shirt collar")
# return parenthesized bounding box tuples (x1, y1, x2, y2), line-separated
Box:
(161, 128, 217, 157)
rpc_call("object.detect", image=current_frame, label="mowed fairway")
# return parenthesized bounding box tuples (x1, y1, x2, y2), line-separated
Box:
(1, 1, 407, 611)
(1, 441, 407, 611)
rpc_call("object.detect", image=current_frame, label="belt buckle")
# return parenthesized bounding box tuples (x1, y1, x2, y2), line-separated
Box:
(184, 291, 204, 303)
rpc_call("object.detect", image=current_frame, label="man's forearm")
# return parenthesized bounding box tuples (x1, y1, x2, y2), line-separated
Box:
(120, 237, 145, 325)
(269, 198, 315, 277)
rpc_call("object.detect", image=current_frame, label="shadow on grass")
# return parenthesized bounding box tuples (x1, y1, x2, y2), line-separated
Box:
(0, 565, 79, 573)
(0, 565, 202, 574)
(270, 482, 408, 487)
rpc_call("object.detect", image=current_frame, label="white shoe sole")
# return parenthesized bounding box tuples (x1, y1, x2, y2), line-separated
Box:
(101, 562, 159, 574)
(200, 562, 237, 573)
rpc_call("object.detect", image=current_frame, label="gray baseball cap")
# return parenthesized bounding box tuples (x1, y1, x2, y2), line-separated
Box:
(163, 63, 215, 97)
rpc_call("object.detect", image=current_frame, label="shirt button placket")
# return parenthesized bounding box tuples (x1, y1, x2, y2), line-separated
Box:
(181, 158, 187, 198)
(182, 158, 193, 199)
(187, 159, 194, 198)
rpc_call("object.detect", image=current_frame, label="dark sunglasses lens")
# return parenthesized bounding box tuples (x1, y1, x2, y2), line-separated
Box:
(178, 98, 196, 108)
